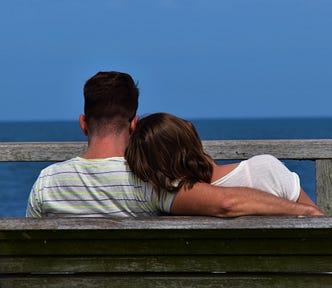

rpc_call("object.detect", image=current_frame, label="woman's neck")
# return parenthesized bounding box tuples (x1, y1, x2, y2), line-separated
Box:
(210, 161, 240, 183)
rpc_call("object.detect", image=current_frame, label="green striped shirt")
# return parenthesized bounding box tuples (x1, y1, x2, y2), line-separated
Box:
(26, 157, 175, 217)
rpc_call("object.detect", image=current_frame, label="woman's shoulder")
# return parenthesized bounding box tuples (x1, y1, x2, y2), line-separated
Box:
(248, 154, 279, 162)
(245, 154, 283, 166)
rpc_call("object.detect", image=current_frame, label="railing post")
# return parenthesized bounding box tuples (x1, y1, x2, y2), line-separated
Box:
(316, 159, 332, 216)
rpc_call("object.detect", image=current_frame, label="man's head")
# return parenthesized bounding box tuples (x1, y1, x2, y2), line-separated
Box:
(82, 71, 139, 136)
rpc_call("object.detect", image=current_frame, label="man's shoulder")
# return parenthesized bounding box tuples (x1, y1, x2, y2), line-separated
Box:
(39, 157, 81, 174)
(39, 156, 130, 176)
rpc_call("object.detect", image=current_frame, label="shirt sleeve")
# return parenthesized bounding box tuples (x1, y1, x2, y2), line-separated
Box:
(26, 173, 44, 217)
(134, 176, 176, 214)
(157, 189, 177, 213)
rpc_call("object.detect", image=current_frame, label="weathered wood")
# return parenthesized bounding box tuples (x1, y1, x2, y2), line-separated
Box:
(203, 139, 332, 160)
(0, 142, 87, 162)
(1, 216, 332, 231)
(1, 217, 332, 258)
(0, 139, 332, 161)
(2, 274, 332, 288)
(316, 159, 332, 215)
(1, 217, 332, 287)
(2, 236, 332, 256)
(3, 255, 332, 274)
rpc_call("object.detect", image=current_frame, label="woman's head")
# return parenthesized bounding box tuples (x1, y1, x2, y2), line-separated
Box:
(125, 113, 213, 194)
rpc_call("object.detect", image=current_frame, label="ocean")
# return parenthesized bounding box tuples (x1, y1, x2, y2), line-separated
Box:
(1, 117, 332, 217)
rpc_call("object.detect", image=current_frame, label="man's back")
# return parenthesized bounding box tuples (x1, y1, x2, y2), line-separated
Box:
(26, 157, 175, 217)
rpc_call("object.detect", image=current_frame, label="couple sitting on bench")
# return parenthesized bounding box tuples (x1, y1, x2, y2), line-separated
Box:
(26, 71, 323, 218)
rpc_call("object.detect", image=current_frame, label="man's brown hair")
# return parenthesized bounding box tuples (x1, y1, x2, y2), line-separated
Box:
(83, 71, 139, 135)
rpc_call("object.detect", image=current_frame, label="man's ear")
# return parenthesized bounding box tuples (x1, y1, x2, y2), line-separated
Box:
(79, 114, 88, 136)
(129, 115, 139, 134)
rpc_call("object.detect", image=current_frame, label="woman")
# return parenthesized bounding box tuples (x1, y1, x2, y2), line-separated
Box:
(125, 112, 319, 207)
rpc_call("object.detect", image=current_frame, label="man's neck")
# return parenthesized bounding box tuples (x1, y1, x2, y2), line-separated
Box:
(81, 134, 129, 159)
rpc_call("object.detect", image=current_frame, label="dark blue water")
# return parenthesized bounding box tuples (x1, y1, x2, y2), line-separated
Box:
(1, 118, 331, 217)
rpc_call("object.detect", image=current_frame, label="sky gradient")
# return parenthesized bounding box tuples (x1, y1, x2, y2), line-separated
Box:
(1, 0, 331, 121)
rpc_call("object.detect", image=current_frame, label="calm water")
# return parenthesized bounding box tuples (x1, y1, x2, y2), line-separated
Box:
(1, 117, 331, 217)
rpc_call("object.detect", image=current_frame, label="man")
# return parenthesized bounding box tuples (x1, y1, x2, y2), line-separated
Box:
(26, 71, 323, 217)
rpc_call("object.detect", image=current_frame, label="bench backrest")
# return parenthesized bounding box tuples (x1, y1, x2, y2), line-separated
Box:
(1, 216, 332, 287)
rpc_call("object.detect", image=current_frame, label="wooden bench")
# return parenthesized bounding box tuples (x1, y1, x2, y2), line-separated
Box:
(1, 140, 332, 287)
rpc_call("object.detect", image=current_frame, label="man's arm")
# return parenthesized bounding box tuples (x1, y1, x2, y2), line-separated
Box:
(297, 188, 319, 207)
(26, 181, 43, 217)
(170, 183, 324, 217)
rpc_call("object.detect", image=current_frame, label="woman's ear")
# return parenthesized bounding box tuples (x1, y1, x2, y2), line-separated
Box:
(129, 115, 139, 134)
(79, 114, 88, 136)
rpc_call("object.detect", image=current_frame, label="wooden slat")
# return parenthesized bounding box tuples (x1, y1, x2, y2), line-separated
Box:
(203, 139, 332, 160)
(1, 218, 332, 257)
(2, 237, 332, 256)
(316, 159, 332, 216)
(0, 142, 87, 162)
(1, 274, 332, 288)
(0, 139, 332, 161)
(2, 255, 332, 273)
(1, 216, 332, 231)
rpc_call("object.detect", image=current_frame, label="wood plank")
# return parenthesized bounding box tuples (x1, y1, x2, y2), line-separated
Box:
(1, 216, 332, 231)
(2, 237, 332, 256)
(203, 139, 332, 160)
(1, 274, 332, 288)
(316, 159, 332, 216)
(0, 139, 332, 161)
(2, 226, 331, 241)
(2, 255, 332, 273)
(0, 142, 87, 162)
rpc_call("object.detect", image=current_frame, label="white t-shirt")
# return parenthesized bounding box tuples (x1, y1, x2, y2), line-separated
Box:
(212, 154, 300, 202)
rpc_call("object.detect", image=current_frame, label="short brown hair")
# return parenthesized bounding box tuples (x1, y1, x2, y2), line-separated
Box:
(125, 113, 213, 194)
(83, 71, 139, 135)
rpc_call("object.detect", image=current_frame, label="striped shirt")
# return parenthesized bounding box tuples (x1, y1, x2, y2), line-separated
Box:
(26, 157, 175, 217)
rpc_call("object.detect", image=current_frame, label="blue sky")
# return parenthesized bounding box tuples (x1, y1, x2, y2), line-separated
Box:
(1, 0, 331, 121)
